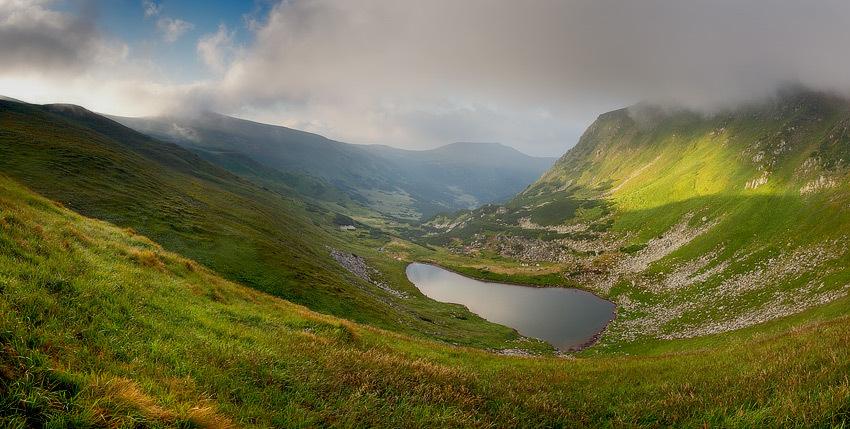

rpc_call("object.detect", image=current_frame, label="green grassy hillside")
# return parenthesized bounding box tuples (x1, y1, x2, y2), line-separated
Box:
(6, 91, 850, 426)
(0, 99, 539, 352)
(420, 90, 850, 349)
(3, 174, 850, 427)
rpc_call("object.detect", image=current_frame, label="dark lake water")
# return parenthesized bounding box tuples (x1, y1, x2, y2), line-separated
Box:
(406, 263, 615, 350)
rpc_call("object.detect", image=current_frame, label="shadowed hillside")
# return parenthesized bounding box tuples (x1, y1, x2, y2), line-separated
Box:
(0, 99, 540, 351)
(114, 112, 554, 219)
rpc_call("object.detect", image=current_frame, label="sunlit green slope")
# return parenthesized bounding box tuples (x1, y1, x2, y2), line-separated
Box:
(423, 89, 850, 347)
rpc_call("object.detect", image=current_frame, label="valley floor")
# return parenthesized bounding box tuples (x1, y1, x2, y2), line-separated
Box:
(3, 174, 850, 427)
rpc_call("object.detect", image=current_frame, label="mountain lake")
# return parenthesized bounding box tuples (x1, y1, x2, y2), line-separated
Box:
(406, 263, 615, 350)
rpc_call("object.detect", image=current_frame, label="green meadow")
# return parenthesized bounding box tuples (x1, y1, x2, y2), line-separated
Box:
(3, 92, 850, 427)
(3, 174, 850, 428)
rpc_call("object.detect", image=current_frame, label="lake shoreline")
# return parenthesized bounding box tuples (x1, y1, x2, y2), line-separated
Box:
(407, 262, 617, 352)
(418, 258, 613, 299)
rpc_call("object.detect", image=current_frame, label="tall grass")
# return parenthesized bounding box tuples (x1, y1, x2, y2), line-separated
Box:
(2, 171, 850, 427)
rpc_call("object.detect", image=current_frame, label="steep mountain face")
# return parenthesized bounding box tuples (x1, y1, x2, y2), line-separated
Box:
(113, 113, 554, 219)
(426, 90, 850, 344)
(0, 99, 528, 347)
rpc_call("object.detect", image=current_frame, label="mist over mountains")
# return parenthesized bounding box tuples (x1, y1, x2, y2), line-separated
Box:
(113, 111, 555, 219)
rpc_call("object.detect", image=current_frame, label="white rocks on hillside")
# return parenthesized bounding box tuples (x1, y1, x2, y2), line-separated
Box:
(745, 172, 770, 190)
(329, 249, 408, 299)
(800, 175, 837, 194)
(616, 213, 719, 275)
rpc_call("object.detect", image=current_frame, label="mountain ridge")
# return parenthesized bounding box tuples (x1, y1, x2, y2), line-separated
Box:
(111, 111, 555, 219)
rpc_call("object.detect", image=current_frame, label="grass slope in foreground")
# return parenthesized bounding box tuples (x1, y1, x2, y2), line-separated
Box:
(3, 175, 850, 427)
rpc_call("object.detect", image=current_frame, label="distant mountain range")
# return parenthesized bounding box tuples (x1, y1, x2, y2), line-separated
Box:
(112, 112, 555, 220)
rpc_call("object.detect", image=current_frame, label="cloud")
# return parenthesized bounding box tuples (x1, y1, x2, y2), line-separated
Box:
(142, 0, 161, 18)
(0, 0, 107, 75)
(6, 0, 850, 156)
(197, 24, 236, 73)
(199, 0, 850, 154)
(156, 16, 193, 43)
(224, 0, 850, 111)
(145, 1, 194, 44)
(0, 0, 194, 117)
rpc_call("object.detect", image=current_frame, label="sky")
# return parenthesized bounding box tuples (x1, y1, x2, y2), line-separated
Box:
(3, 1, 850, 156)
